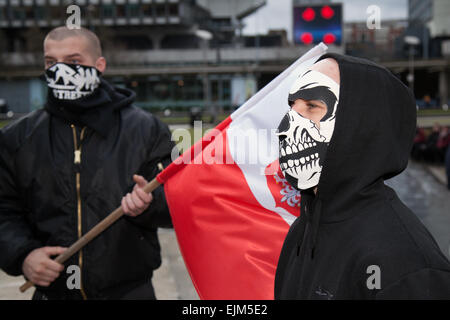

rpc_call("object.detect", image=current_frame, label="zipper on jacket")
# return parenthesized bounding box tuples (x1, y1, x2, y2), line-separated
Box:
(71, 124, 88, 300)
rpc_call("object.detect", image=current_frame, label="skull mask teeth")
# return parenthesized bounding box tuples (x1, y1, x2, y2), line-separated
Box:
(277, 69, 340, 191)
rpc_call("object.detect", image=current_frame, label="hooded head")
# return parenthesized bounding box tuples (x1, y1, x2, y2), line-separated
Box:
(279, 53, 416, 222)
(278, 59, 340, 190)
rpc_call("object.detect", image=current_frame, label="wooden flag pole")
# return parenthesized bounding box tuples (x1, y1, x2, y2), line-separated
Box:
(19, 177, 161, 293)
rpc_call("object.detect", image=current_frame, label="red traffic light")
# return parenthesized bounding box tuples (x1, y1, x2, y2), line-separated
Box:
(323, 33, 336, 44)
(300, 32, 313, 44)
(302, 7, 315, 21)
(321, 5, 334, 19)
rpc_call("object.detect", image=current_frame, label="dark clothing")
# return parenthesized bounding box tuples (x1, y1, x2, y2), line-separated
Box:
(274, 53, 450, 299)
(411, 128, 426, 160)
(423, 131, 441, 162)
(0, 79, 174, 299)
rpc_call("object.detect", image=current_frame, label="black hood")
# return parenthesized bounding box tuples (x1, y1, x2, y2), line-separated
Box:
(313, 53, 416, 223)
(45, 78, 135, 137)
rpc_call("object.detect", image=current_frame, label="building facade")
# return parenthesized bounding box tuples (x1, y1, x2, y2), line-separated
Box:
(1, 0, 323, 114)
(406, 0, 450, 107)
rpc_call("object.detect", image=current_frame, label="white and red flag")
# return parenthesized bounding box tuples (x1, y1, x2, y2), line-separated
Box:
(156, 43, 328, 299)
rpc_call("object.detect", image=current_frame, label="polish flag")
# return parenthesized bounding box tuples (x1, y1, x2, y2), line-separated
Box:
(156, 43, 328, 299)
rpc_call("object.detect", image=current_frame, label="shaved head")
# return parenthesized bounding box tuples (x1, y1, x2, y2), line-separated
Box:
(43, 26, 106, 73)
(45, 26, 102, 59)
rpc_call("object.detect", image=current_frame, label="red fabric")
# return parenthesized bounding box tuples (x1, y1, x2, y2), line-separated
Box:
(160, 122, 292, 299)
(153, 42, 328, 299)
(413, 128, 426, 144)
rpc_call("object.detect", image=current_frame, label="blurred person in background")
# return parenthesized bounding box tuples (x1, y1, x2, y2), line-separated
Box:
(411, 127, 426, 160)
(436, 126, 450, 163)
(423, 123, 442, 163)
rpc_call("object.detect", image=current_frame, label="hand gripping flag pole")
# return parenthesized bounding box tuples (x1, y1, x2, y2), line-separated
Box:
(19, 177, 162, 293)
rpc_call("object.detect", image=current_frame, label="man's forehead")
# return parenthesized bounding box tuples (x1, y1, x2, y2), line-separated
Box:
(309, 58, 340, 85)
(297, 69, 339, 88)
(44, 35, 90, 56)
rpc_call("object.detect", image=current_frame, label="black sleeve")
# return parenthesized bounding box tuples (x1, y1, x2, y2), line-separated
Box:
(125, 114, 177, 230)
(0, 131, 42, 276)
(375, 268, 450, 299)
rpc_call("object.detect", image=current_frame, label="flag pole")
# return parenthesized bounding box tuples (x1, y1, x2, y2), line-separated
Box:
(19, 177, 161, 293)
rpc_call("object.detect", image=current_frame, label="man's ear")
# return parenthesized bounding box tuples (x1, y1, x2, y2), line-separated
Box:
(95, 57, 106, 73)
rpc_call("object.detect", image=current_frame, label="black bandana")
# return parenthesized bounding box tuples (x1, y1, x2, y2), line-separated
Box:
(45, 63, 101, 101)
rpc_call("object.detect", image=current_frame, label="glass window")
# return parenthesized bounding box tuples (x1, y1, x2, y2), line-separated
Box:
(168, 3, 178, 16)
(116, 5, 126, 18)
(127, 4, 140, 18)
(211, 80, 219, 101)
(0, 7, 6, 20)
(155, 4, 165, 16)
(222, 80, 230, 100)
(25, 6, 34, 19)
(153, 81, 171, 100)
(101, 5, 114, 18)
(11, 6, 25, 20)
(50, 6, 62, 20)
(34, 6, 48, 20)
(129, 79, 147, 102)
(183, 78, 203, 100)
(142, 4, 152, 17)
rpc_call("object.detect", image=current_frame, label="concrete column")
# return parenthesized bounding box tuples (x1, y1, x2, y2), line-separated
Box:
(151, 34, 163, 50)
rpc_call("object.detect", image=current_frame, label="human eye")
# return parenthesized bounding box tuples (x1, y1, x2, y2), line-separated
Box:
(45, 60, 56, 68)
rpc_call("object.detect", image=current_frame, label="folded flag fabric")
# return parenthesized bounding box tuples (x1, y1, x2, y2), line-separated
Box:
(157, 43, 328, 299)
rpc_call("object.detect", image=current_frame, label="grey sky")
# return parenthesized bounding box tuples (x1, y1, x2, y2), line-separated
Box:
(242, 0, 408, 39)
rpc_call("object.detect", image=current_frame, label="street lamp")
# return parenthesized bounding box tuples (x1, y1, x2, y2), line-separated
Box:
(404, 35, 420, 94)
(195, 29, 213, 42)
(195, 29, 214, 121)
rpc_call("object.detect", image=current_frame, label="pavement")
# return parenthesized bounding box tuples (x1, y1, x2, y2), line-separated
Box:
(425, 163, 448, 186)
(153, 229, 199, 300)
(386, 160, 450, 260)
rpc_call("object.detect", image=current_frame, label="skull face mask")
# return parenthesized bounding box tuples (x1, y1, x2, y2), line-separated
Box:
(45, 63, 101, 101)
(277, 69, 340, 191)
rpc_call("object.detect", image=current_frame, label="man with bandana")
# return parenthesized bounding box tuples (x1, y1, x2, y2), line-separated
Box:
(0, 27, 174, 299)
(275, 55, 450, 299)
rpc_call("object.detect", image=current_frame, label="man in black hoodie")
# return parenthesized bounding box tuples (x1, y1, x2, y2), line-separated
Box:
(275, 53, 450, 299)
(0, 27, 175, 299)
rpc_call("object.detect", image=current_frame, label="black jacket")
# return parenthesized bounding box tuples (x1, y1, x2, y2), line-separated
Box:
(274, 53, 450, 299)
(0, 79, 174, 299)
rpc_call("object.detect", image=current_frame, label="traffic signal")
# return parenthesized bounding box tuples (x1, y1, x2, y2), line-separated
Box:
(293, 4, 342, 45)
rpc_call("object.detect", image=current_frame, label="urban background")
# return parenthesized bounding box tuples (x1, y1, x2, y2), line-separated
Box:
(0, 0, 449, 116)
